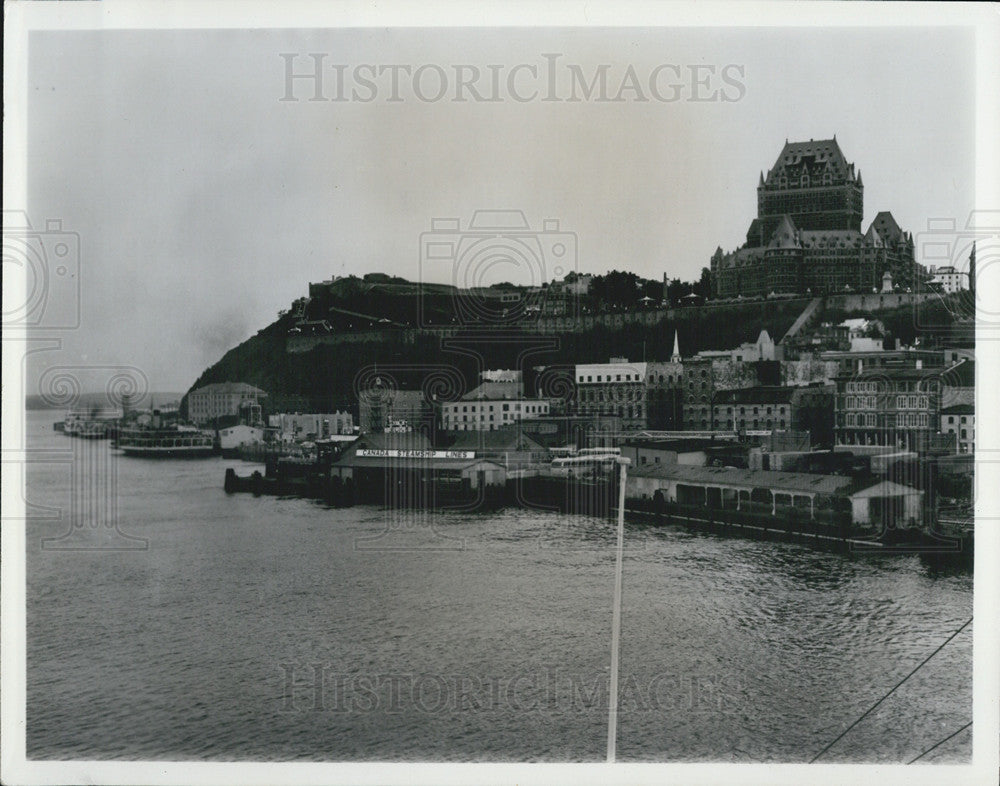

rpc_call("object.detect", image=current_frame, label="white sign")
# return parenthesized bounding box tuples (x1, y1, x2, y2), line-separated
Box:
(356, 449, 475, 460)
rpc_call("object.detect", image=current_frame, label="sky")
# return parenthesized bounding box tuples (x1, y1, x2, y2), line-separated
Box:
(22, 25, 976, 394)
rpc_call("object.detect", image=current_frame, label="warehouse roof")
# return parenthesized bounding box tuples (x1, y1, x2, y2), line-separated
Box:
(630, 463, 855, 495)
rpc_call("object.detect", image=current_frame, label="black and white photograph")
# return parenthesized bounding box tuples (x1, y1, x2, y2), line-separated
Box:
(3, 2, 998, 784)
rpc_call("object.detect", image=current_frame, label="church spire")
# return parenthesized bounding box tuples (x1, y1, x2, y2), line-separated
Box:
(671, 330, 681, 363)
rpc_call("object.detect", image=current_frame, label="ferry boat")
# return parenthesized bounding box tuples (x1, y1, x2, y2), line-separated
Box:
(114, 426, 215, 458)
(76, 420, 111, 439)
(61, 405, 121, 439)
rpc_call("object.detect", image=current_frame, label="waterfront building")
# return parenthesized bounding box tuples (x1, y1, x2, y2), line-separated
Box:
(712, 384, 835, 444)
(440, 381, 551, 432)
(187, 382, 268, 426)
(358, 387, 433, 435)
(627, 463, 924, 528)
(710, 138, 925, 298)
(574, 358, 648, 430)
(269, 411, 354, 441)
(218, 424, 266, 457)
(941, 404, 975, 454)
(443, 428, 547, 468)
(620, 438, 721, 469)
(833, 366, 953, 453)
(515, 415, 623, 451)
(330, 431, 507, 498)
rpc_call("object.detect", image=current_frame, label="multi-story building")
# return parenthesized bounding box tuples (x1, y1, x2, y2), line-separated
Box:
(928, 265, 967, 293)
(681, 358, 716, 431)
(819, 348, 944, 376)
(575, 358, 648, 430)
(269, 411, 354, 441)
(940, 404, 974, 454)
(440, 382, 550, 432)
(712, 384, 835, 445)
(711, 138, 925, 298)
(358, 387, 433, 435)
(645, 359, 684, 430)
(187, 382, 268, 425)
(833, 367, 951, 452)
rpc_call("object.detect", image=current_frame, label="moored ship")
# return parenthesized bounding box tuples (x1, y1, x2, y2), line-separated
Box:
(114, 426, 216, 458)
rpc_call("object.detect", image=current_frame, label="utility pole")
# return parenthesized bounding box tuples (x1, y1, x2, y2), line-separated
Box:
(607, 456, 631, 763)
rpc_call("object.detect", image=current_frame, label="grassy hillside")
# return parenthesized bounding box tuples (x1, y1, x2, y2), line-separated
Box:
(183, 299, 807, 415)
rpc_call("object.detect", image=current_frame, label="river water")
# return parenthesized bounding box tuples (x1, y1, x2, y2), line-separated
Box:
(24, 411, 972, 762)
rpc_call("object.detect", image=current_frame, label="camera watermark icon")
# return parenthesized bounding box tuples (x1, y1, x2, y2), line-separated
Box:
(33, 364, 150, 551)
(418, 210, 577, 329)
(914, 210, 999, 335)
(2, 210, 81, 331)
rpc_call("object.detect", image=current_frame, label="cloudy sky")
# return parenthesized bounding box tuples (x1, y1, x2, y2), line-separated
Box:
(23, 25, 976, 393)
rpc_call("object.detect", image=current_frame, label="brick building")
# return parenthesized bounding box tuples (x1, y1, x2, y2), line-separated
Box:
(833, 367, 951, 453)
(574, 358, 648, 430)
(712, 384, 835, 445)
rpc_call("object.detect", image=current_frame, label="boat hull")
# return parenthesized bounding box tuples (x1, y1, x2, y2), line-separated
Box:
(119, 445, 216, 458)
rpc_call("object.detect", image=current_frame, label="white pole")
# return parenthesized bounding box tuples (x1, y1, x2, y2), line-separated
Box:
(607, 456, 630, 763)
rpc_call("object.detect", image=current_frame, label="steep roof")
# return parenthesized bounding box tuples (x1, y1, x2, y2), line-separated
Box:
(869, 212, 904, 244)
(460, 381, 525, 401)
(767, 215, 801, 249)
(799, 230, 863, 250)
(862, 224, 884, 247)
(941, 404, 974, 415)
(446, 428, 544, 452)
(849, 480, 924, 499)
(765, 138, 852, 185)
